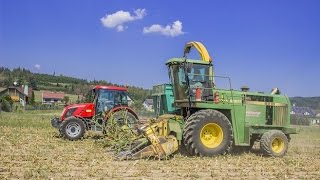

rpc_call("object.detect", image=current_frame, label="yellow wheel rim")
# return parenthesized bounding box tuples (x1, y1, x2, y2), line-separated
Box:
(271, 137, 285, 153)
(200, 123, 223, 148)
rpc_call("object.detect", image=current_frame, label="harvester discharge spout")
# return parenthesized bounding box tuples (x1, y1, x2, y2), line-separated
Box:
(183, 41, 212, 62)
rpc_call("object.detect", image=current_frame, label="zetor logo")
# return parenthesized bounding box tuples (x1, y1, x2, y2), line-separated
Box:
(246, 111, 261, 117)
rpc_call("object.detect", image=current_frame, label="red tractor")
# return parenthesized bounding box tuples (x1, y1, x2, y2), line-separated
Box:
(51, 85, 139, 140)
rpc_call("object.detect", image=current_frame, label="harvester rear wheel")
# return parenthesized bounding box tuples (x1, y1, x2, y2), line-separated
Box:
(260, 130, 288, 157)
(60, 117, 85, 141)
(183, 109, 233, 156)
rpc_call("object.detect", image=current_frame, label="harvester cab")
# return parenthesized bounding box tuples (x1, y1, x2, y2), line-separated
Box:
(118, 41, 297, 160)
(51, 85, 138, 140)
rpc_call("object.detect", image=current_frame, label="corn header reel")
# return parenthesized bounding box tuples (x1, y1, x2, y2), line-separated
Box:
(116, 115, 183, 160)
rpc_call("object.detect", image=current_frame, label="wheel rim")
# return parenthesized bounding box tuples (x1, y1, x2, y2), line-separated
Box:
(200, 123, 223, 148)
(271, 137, 285, 153)
(66, 122, 81, 138)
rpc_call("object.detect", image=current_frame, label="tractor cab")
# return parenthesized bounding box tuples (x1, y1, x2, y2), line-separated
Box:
(88, 85, 129, 116)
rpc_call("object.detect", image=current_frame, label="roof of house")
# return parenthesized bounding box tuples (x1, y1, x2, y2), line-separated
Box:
(144, 99, 154, 106)
(291, 106, 316, 117)
(42, 91, 65, 99)
(0, 86, 29, 97)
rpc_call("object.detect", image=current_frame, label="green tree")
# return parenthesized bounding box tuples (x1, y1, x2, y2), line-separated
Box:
(0, 96, 12, 112)
(29, 77, 38, 90)
(130, 100, 143, 111)
(63, 96, 70, 104)
(76, 95, 80, 103)
(30, 91, 35, 105)
(4, 75, 13, 87)
(71, 85, 75, 92)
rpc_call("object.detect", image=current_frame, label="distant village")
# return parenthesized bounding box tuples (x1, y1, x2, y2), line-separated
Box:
(0, 84, 154, 113)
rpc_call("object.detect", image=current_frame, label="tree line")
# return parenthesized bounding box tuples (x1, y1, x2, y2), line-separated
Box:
(0, 66, 151, 103)
(290, 97, 320, 112)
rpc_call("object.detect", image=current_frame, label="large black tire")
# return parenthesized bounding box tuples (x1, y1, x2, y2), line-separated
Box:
(183, 109, 233, 156)
(60, 117, 86, 141)
(108, 110, 138, 128)
(260, 130, 288, 157)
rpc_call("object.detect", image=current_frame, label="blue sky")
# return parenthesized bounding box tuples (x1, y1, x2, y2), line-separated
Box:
(1, 0, 320, 97)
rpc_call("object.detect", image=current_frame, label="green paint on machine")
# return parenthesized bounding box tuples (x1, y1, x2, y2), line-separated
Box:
(114, 42, 297, 159)
(152, 57, 296, 149)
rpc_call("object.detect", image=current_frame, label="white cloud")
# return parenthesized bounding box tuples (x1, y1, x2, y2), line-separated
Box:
(143, 20, 185, 37)
(34, 64, 40, 70)
(101, 8, 146, 31)
(116, 25, 124, 32)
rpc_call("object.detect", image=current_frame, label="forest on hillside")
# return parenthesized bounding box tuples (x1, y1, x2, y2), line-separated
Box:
(0, 67, 151, 102)
(290, 97, 320, 112)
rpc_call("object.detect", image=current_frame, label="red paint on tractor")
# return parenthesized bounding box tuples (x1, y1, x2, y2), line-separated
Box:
(60, 103, 94, 120)
(93, 85, 127, 91)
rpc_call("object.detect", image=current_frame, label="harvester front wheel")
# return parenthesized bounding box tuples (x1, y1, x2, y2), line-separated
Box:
(183, 109, 233, 156)
(60, 117, 86, 141)
(260, 130, 288, 157)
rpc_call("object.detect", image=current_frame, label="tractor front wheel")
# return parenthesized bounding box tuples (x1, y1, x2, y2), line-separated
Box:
(60, 117, 86, 141)
(260, 130, 288, 157)
(183, 109, 233, 156)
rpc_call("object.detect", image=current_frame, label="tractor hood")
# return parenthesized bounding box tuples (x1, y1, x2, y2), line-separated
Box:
(61, 103, 94, 120)
(65, 103, 92, 109)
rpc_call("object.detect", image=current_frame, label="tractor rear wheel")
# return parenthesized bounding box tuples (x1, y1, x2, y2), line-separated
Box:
(108, 110, 138, 128)
(260, 130, 288, 157)
(183, 109, 233, 156)
(60, 117, 86, 141)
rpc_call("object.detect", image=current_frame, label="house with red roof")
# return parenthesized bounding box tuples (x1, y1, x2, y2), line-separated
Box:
(42, 91, 65, 104)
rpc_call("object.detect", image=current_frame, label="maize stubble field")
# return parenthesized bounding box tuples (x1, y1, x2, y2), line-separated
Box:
(0, 110, 319, 179)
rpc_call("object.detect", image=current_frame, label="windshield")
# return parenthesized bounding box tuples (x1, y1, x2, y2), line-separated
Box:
(169, 63, 211, 101)
(96, 89, 128, 114)
(187, 64, 210, 89)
